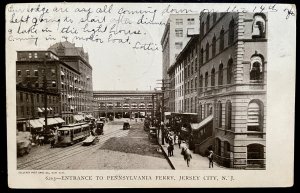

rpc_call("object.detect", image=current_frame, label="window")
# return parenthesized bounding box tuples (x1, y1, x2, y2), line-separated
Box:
(227, 58, 234, 84)
(37, 94, 39, 103)
(26, 70, 30, 76)
(212, 35, 216, 57)
(27, 106, 30, 115)
(211, 68, 215, 87)
(247, 100, 264, 132)
(199, 104, 202, 120)
(17, 70, 21, 77)
(51, 69, 56, 77)
(205, 42, 209, 62)
(195, 77, 198, 93)
(52, 81, 56, 87)
(199, 75, 203, 93)
(21, 106, 24, 115)
(252, 14, 266, 38)
(34, 52, 38, 58)
(201, 22, 205, 36)
(26, 93, 29, 102)
(175, 29, 183, 37)
(218, 101, 222, 127)
(219, 28, 225, 51)
(250, 55, 264, 82)
(206, 14, 210, 32)
(205, 72, 208, 90)
(175, 42, 183, 49)
(35, 82, 39, 88)
(34, 70, 38, 76)
(187, 18, 195, 25)
(20, 92, 23, 102)
(191, 62, 194, 74)
(213, 12, 217, 23)
(247, 144, 265, 168)
(218, 63, 223, 85)
(187, 28, 195, 35)
(200, 48, 204, 65)
(225, 100, 232, 130)
(228, 19, 235, 45)
(176, 19, 183, 25)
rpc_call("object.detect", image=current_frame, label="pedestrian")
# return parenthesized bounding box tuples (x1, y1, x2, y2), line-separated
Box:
(208, 150, 214, 168)
(178, 136, 182, 148)
(38, 134, 44, 146)
(167, 145, 172, 157)
(50, 136, 55, 148)
(168, 136, 174, 156)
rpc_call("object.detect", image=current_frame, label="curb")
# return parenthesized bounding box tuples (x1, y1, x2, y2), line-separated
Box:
(158, 143, 175, 170)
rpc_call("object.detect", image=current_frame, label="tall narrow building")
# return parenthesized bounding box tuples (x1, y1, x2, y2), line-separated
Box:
(161, 14, 200, 112)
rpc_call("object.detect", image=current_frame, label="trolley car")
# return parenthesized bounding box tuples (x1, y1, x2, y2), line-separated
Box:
(56, 123, 90, 146)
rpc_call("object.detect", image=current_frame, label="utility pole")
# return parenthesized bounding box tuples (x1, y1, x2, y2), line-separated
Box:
(43, 58, 48, 131)
(161, 79, 165, 145)
(151, 94, 154, 120)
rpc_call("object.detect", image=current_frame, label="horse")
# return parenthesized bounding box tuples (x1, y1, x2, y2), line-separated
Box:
(181, 148, 192, 167)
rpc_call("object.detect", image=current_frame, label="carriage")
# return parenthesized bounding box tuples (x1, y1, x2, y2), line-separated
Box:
(123, 122, 130, 130)
(56, 123, 90, 146)
(95, 121, 104, 135)
(148, 127, 158, 143)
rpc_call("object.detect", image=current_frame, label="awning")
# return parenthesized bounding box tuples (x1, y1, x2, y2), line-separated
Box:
(74, 115, 84, 121)
(54, 117, 65, 124)
(49, 107, 53, 111)
(61, 71, 65, 76)
(61, 82, 65, 85)
(27, 119, 43, 128)
(37, 107, 43, 113)
(190, 114, 213, 131)
(38, 118, 59, 126)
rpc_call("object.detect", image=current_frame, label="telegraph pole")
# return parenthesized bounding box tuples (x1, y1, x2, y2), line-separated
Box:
(161, 79, 165, 145)
(43, 58, 48, 131)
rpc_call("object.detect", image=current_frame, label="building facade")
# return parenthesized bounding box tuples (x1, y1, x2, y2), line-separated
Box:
(197, 12, 267, 169)
(48, 41, 94, 119)
(16, 41, 95, 126)
(167, 12, 267, 169)
(161, 14, 200, 112)
(93, 90, 160, 119)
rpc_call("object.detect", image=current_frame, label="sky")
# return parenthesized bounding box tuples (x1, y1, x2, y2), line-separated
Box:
(6, 3, 205, 91)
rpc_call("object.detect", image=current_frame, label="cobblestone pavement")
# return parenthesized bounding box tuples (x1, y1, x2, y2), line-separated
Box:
(17, 119, 171, 170)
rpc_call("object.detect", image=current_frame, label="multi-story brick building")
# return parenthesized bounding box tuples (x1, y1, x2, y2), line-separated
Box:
(48, 41, 94, 119)
(196, 12, 267, 169)
(161, 14, 200, 112)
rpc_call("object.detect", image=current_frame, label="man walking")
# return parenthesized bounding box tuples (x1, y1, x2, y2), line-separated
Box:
(208, 150, 214, 168)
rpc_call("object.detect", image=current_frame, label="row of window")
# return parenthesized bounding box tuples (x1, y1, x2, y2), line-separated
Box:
(17, 106, 58, 117)
(17, 69, 56, 77)
(175, 18, 195, 25)
(18, 92, 59, 104)
(175, 28, 195, 37)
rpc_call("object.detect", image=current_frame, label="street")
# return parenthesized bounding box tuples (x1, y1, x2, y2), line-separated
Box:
(17, 119, 171, 170)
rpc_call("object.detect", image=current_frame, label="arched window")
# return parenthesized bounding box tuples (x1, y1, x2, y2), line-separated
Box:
(199, 75, 203, 93)
(212, 35, 216, 57)
(247, 100, 264, 132)
(227, 58, 233, 84)
(250, 55, 264, 82)
(218, 63, 224, 85)
(205, 42, 209, 62)
(206, 14, 210, 33)
(218, 101, 222, 127)
(219, 28, 225, 51)
(252, 14, 266, 38)
(211, 68, 215, 87)
(228, 19, 235, 45)
(225, 100, 232, 130)
(200, 48, 204, 65)
(201, 21, 205, 37)
(205, 72, 208, 90)
(247, 144, 265, 168)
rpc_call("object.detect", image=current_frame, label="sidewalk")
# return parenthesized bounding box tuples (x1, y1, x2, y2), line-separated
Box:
(159, 141, 225, 170)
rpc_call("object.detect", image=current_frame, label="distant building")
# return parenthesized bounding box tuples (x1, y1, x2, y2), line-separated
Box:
(93, 90, 161, 119)
(161, 14, 200, 112)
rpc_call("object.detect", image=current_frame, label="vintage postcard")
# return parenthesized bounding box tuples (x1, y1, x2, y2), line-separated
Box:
(6, 2, 295, 188)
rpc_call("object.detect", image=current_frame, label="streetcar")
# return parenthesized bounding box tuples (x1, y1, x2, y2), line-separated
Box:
(56, 123, 90, 146)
